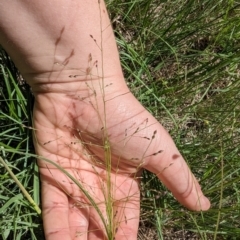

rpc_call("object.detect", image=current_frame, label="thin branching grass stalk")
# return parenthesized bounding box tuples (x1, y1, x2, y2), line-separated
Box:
(98, 1, 115, 237)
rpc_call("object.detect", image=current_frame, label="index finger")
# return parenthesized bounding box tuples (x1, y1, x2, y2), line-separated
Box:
(145, 126, 210, 211)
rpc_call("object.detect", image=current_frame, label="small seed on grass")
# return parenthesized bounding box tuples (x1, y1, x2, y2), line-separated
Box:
(130, 157, 139, 161)
(114, 211, 118, 218)
(143, 136, 150, 140)
(152, 150, 163, 156)
(152, 130, 157, 139)
(133, 127, 139, 134)
(124, 215, 127, 224)
(88, 53, 92, 62)
(105, 83, 113, 88)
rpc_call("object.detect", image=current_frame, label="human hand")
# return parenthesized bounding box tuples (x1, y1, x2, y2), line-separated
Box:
(32, 76, 210, 239)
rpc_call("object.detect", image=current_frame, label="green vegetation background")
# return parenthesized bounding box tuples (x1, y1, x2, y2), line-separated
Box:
(1, 0, 240, 239)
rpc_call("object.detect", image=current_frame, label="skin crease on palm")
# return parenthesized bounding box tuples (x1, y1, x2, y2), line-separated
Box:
(0, 0, 210, 239)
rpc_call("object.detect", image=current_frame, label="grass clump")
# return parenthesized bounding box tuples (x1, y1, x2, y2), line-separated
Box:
(0, 49, 43, 239)
(1, 0, 240, 239)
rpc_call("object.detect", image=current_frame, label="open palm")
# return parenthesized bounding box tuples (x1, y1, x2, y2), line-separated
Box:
(33, 79, 210, 240)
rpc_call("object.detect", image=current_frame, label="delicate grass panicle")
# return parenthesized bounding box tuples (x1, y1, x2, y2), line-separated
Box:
(1, 0, 240, 239)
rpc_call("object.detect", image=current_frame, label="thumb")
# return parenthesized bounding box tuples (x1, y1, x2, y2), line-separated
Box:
(144, 126, 210, 211)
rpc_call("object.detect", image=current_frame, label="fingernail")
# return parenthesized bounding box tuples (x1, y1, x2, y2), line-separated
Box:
(200, 196, 211, 210)
(203, 196, 210, 206)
